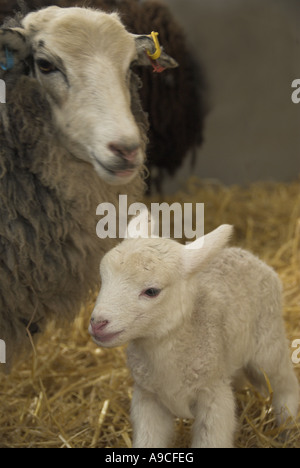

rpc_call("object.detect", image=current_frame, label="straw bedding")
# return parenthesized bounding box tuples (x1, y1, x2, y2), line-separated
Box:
(0, 177, 299, 448)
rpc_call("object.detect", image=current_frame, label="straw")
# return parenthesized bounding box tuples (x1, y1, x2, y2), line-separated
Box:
(0, 177, 299, 448)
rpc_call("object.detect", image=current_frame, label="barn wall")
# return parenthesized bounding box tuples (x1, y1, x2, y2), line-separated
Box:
(160, 0, 300, 192)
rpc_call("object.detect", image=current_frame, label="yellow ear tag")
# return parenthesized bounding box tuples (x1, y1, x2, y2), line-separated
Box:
(147, 31, 162, 61)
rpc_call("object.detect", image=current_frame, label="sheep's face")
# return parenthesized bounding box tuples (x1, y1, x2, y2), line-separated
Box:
(89, 238, 185, 347)
(18, 7, 144, 184)
(0, 7, 176, 184)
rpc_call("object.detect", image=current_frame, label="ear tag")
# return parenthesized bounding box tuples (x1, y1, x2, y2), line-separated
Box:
(147, 32, 162, 60)
(146, 31, 166, 73)
(0, 47, 14, 71)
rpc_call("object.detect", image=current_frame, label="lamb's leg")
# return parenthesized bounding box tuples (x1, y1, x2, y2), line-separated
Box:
(271, 366, 299, 424)
(247, 348, 299, 425)
(191, 380, 236, 448)
(131, 384, 174, 448)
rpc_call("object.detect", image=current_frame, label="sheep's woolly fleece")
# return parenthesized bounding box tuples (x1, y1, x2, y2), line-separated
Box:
(0, 178, 299, 448)
(0, 9, 148, 367)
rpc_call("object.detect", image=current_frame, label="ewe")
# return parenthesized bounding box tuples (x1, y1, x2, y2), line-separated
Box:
(90, 223, 299, 448)
(0, 6, 176, 368)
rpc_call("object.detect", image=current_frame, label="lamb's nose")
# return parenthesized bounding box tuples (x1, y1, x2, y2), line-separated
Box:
(108, 142, 140, 162)
(90, 319, 109, 335)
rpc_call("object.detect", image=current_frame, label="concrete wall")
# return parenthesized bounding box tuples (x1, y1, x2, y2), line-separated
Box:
(159, 0, 300, 191)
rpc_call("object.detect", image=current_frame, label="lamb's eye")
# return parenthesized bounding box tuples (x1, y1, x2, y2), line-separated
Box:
(36, 59, 57, 74)
(142, 288, 161, 298)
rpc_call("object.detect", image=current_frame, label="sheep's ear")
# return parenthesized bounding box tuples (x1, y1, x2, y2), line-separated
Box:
(182, 225, 234, 275)
(0, 28, 30, 73)
(133, 34, 178, 71)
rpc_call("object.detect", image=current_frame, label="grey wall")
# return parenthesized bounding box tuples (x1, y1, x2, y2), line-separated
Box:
(159, 0, 300, 192)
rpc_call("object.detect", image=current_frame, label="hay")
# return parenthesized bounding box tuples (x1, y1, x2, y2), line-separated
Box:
(1, 177, 300, 448)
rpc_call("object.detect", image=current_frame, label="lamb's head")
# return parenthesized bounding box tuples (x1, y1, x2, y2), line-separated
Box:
(89, 224, 233, 347)
(0, 6, 177, 185)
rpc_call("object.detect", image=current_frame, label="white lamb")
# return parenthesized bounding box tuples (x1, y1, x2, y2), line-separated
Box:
(89, 222, 299, 448)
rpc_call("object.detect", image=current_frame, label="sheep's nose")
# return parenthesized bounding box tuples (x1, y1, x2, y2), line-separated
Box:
(108, 141, 140, 162)
(90, 318, 109, 335)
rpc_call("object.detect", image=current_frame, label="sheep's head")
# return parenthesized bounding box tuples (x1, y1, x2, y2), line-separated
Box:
(89, 224, 233, 347)
(0, 6, 177, 185)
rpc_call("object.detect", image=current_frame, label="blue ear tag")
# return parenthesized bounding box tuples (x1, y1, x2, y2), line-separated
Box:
(0, 47, 14, 71)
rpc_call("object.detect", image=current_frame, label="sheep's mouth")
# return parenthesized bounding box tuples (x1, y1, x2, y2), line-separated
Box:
(92, 154, 139, 180)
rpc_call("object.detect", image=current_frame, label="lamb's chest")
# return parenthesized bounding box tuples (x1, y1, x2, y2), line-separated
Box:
(127, 343, 197, 419)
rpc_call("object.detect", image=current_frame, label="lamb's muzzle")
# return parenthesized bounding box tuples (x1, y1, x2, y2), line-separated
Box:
(89, 317, 123, 345)
(90, 318, 109, 335)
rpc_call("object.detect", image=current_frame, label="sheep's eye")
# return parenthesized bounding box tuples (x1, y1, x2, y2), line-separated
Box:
(36, 59, 57, 74)
(142, 288, 161, 298)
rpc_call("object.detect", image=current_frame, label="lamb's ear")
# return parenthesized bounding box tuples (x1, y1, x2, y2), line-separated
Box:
(133, 34, 178, 72)
(182, 225, 234, 275)
(0, 28, 30, 73)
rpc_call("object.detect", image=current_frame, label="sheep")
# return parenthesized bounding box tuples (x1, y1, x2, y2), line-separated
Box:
(89, 222, 299, 448)
(0, 5, 177, 369)
(0, 0, 208, 192)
